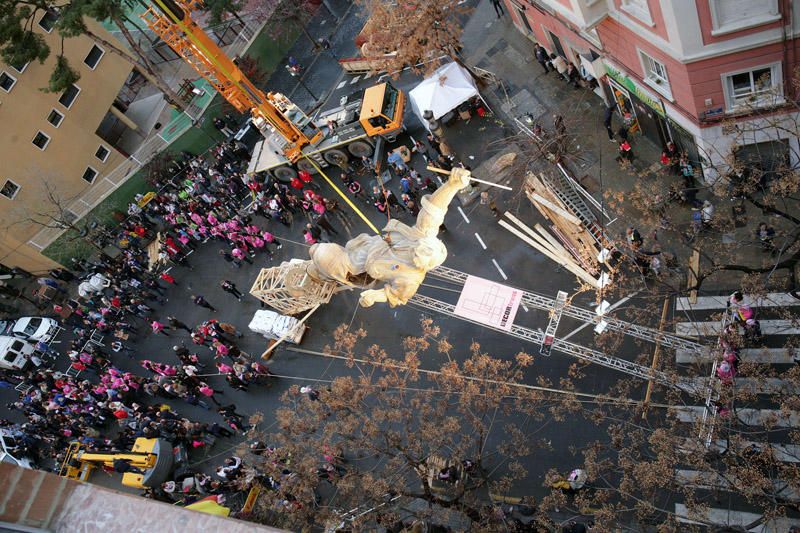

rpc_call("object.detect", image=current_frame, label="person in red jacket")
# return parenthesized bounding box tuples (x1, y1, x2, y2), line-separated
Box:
(298, 169, 320, 190)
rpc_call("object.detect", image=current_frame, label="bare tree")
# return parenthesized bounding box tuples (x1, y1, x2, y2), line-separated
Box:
(356, 0, 468, 76)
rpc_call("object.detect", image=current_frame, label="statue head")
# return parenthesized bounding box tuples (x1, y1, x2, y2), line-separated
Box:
(412, 236, 447, 271)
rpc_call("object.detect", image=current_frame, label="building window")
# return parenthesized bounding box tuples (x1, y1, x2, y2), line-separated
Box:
(709, 0, 780, 36)
(621, 0, 654, 26)
(38, 10, 59, 33)
(722, 63, 783, 111)
(58, 84, 80, 109)
(639, 50, 672, 98)
(95, 145, 110, 162)
(46, 109, 64, 128)
(0, 180, 20, 200)
(32, 131, 51, 150)
(81, 167, 98, 184)
(10, 60, 28, 74)
(0, 71, 16, 92)
(83, 45, 104, 69)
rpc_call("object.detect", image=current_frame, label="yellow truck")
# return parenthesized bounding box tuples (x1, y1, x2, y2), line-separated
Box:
(247, 81, 406, 181)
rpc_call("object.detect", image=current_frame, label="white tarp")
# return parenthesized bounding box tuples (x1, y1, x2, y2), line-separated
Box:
(248, 310, 304, 344)
(409, 62, 483, 126)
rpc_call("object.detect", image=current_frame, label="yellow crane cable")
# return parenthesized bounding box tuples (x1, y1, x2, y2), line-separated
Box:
(303, 157, 380, 234)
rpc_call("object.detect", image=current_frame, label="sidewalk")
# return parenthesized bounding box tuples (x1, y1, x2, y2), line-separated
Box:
(458, 0, 795, 294)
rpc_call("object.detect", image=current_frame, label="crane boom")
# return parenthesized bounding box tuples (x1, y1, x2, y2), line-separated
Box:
(142, 0, 321, 162)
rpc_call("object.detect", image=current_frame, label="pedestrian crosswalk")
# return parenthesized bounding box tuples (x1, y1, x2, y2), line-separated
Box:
(675, 503, 797, 532)
(675, 469, 799, 502)
(673, 406, 800, 427)
(676, 347, 798, 364)
(676, 292, 800, 311)
(687, 377, 800, 395)
(671, 291, 799, 528)
(678, 438, 800, 463)
(676, 319, 800, 337)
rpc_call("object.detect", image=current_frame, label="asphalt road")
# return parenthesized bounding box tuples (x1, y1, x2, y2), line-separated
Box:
(0, 0, 673, 504)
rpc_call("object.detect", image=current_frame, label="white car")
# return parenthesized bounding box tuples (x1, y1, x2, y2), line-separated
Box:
(0, 430, 33, 469)
(1, 316, 61, 343)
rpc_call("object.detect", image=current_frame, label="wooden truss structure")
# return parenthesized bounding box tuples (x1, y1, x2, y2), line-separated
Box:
(249, 260, 339, 315)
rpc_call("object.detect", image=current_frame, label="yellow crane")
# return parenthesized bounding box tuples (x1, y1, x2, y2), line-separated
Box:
(142, 0, 406, 234)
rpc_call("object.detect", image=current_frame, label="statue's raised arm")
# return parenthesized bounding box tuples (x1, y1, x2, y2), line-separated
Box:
(305, 167, 472, 308)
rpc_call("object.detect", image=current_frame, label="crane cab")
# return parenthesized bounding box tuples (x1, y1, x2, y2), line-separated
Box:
(360, 82, 405, 140)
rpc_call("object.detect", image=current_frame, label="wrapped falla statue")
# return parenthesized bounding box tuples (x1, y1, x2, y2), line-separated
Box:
(306, 166, 472, 307)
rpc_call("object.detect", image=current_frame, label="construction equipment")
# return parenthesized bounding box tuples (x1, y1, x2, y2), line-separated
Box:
(142, 0, 406, 182)
(59, 437, 183, 489)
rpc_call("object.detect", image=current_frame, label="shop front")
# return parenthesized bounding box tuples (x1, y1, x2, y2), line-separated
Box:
(603, 62, 702, 172)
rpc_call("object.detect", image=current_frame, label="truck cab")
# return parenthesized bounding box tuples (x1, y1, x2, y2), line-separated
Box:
(360, 82, 405, 140)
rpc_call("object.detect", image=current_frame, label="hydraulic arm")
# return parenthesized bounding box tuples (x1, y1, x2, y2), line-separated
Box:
(142, 0, 321, 162)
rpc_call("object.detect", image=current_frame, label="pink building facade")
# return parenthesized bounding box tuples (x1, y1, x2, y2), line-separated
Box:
(502, 0, 800, 181)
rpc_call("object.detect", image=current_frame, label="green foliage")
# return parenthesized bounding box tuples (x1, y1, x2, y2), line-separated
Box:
(0, 3, 51, 67)
(44, 55, 80, 93)
(202, 0, 245, 25)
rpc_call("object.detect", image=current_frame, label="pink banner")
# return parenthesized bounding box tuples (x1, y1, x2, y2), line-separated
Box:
(454, 275, 521, 331)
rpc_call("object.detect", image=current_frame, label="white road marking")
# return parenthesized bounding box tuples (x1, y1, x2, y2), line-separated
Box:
(675, 503, 796, 531)
(679, 439, 800, 463)
(350, 75, 361, 84)
(676, 319, 800, 337)
(521, 304, 529, 312)
(675, 469, 799, 502)
(457, 206, 470, 224)
(674, 406, 800, 427)
(491, 259, 507, 280)
(336, 81, 347, 89)
(687, 377, 800, 395)
(677, 292, 800, 311)
(676, 347, 798, 364)
(474, 233, 487, 249)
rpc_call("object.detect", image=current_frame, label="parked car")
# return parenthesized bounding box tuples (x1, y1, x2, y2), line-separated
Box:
(0, 429, 34, 469)
(10, 316, 60, 343)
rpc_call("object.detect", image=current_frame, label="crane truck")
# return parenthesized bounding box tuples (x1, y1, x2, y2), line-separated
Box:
(142, 0, 406, 183)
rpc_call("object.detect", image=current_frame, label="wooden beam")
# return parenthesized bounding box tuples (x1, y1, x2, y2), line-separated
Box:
(530, 193, 582, 225)
(642, 298, 669, 419)
(499, 219, 600, 287)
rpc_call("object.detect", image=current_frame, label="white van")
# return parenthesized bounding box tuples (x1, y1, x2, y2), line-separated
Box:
(0, 336, 36, 371)
(11, 316, 60, 343)
(0, 429, 33, 469)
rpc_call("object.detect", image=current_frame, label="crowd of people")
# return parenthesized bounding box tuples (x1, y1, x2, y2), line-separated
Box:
(1, 138, 277, 481)
(0, 125, 452, 512)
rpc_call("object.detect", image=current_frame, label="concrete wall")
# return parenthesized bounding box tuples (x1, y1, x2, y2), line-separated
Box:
(0, 15, 132, 273)
(0, 463, 286, 532)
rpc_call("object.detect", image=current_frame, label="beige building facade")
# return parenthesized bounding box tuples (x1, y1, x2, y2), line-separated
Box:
(0, 13, 131, 273)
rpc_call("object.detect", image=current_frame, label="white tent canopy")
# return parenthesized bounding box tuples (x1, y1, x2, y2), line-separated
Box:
(409, 62, 489, 127)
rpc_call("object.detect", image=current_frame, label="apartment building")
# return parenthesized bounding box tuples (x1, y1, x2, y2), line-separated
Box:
(0, 11, 132, 273)
(503, 0, 800, 181)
